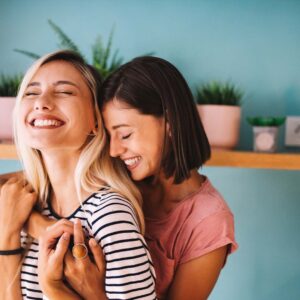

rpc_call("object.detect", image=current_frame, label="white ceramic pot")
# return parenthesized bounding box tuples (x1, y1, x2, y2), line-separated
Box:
(0, 97, 16, 142)
(253, 126, 278, 153)
(197, 104, 241, 150)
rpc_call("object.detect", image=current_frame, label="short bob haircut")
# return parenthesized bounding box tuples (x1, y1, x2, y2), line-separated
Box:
(100, 56, 211, 184)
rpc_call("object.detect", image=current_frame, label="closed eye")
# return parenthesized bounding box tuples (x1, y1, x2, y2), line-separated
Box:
(24, 92, 39, 96)
(122, 133, 132, 140)
(56, 91, 73, 95)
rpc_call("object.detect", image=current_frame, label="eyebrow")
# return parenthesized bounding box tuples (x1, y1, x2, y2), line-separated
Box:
(112, 124, 130, 130)
(26, 80, 78, 88)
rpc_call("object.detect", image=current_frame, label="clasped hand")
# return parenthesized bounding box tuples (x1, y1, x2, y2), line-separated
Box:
(38, 219, 107, 300)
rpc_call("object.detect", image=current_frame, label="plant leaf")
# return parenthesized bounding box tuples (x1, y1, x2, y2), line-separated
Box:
(13, 49, 40, 59)
(48, 19, 84, 58)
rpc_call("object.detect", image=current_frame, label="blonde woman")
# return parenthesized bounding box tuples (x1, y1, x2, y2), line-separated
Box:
(0, 50, 156, 300)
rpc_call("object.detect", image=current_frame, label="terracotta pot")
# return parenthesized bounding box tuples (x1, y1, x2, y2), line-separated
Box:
(0, 97, 16, 142)
(197, 104, 241, 150)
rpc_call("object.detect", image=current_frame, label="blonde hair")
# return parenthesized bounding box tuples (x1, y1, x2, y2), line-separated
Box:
(13, 50, 145, 233)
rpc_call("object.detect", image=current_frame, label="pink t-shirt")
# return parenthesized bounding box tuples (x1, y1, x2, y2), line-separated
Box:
(145, 178, 238, 299)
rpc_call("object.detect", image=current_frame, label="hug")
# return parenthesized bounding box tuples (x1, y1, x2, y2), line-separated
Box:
(0, 50, 237, 300)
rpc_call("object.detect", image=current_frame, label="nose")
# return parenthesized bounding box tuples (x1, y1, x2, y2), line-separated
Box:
(109, 137, 125, 158)
(34, 93, 53, 111)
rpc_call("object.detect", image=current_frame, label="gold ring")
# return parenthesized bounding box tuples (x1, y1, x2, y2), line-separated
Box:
(72, 243, 88, 259)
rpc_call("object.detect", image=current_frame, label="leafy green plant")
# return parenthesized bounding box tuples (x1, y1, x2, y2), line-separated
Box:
(0, 74, 23, 97)
(14, 19, 124, 79)
(247, 116, 285, 127)
(195, 81, 243, 106)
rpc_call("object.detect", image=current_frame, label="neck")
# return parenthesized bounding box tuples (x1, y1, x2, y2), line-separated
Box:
(41, 149, 82, 217)
(141, 169, 205, 218)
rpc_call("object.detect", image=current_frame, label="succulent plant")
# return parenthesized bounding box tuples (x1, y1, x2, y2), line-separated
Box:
(14, 20, 124, 79)
(195, 81, 243, 106)
(0, 74, 23, 97)
(247, 116, 286, 127)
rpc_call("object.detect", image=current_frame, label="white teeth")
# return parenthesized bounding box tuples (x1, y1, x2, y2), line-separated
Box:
(124, 157, 141, 166)
(33, 119, 62, 127)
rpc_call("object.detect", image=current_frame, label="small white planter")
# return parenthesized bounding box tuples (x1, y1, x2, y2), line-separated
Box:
(0, 97, 16, 142)
(253, 126, 279, 153)
(197, 104, 241, 150)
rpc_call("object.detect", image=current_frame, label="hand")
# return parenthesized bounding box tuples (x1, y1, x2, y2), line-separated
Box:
(64, 219, 107, 300)
(38, 219, 79, 299)
(0, 177, 37, 246)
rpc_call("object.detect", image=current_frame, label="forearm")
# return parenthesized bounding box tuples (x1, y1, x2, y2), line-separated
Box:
(0, 233, 22, 300)
(25, 210, 56, 239)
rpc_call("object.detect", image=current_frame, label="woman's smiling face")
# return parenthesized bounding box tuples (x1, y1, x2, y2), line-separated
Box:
(102, 99, 166, 181)
(19, 60, 96, 152)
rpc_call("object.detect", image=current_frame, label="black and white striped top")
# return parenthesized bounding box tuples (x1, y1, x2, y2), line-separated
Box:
(21, 188, 156, 300)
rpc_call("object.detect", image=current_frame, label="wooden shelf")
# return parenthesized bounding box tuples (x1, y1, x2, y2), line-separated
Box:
(206, 150, 300, 170)
(1, 144, 300, 170)
(0, 143, 17, 159)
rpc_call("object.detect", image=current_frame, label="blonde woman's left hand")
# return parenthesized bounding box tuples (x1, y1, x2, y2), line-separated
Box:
(64, 219, 107, 300)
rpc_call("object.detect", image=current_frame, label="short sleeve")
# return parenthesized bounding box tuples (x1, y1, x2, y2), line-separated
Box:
(88, 194, 156, 300)
(179, 210, 238, 265)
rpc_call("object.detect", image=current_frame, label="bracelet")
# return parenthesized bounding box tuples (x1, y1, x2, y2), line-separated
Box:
(0, 247, 24, 255)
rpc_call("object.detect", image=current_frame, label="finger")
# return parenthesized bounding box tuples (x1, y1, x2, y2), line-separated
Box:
(64, 249, 74, 265)
(73, 218, 85, 244)
(89, 238, 105, 273)
(23, 181, 34, 193)
(42, 223, 73, 249)
(7, 176, 19, 183)
(46, 219, 74, 236)
(53, 232, 71, 263)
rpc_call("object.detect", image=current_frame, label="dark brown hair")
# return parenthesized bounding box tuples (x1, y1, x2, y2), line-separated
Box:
(100, 56, 210, 184)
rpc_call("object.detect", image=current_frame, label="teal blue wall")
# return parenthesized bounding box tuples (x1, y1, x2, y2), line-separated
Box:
(1, 1, 300, 299)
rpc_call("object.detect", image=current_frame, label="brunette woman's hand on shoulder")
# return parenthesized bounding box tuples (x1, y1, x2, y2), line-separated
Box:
(63, 219, 107, 300)
(0, 171, 23, 185)
(0, 177, 37, 248)
(167, 246, 228, 300)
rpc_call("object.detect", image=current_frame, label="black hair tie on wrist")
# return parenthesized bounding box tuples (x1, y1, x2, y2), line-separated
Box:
(0, 247, 24, 255)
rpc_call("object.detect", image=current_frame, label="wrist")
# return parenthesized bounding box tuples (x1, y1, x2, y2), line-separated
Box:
(43, 281, 80, 300)
(0, 232, 21, 249)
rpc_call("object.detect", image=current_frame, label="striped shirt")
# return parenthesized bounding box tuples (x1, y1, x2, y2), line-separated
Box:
(21, 188, 156, 300)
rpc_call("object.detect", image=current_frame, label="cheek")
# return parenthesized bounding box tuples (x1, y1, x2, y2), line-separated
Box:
(18, 103, 30, 127)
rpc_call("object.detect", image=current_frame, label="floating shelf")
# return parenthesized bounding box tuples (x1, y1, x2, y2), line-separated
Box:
(205, 150, 300, 170)
(1, 144, 300, 170)
(0, 143, 17, 159)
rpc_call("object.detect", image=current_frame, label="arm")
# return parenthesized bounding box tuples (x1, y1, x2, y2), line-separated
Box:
(167, 246, 227, 300)
(25, 210, 56, 239)
(0, 177, 37, 300)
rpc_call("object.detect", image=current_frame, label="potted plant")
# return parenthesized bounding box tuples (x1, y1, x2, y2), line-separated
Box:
(0, 74, 22, 142)
(247, 117, 285, 152)
(195, 81, 243, 150)
(14, 20, 124, 79)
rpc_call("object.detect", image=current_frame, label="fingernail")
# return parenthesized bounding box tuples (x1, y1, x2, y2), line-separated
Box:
(74, 218, 81, 225)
